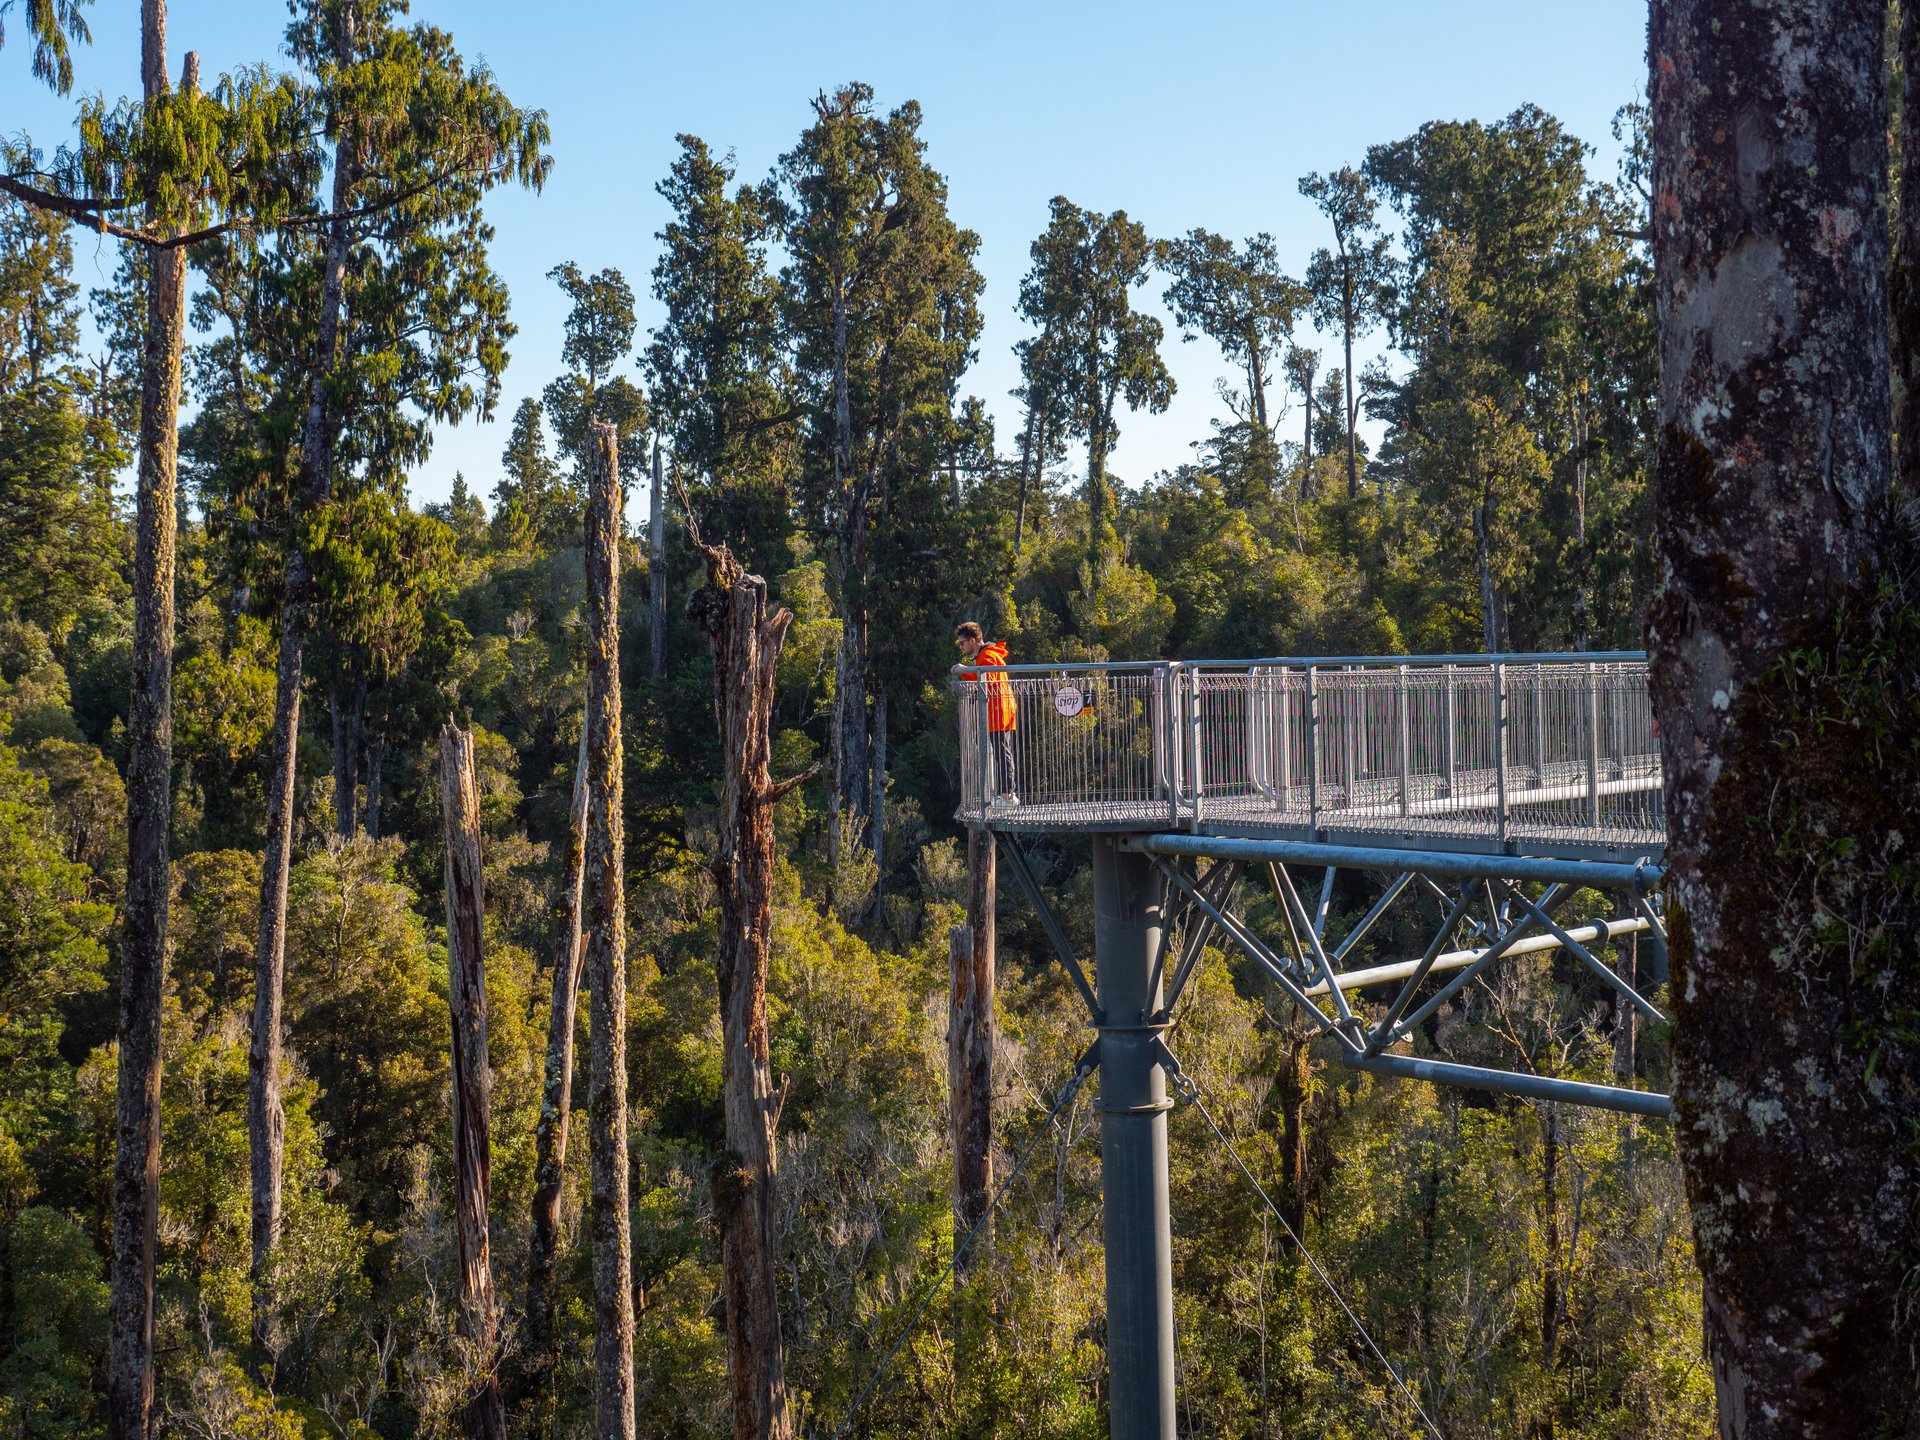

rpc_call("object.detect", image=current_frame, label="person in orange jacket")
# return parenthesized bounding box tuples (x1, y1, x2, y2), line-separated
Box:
(954, 621, 1019, 805)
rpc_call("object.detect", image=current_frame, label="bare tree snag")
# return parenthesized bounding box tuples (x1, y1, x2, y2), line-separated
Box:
(650, 437, 668, 681)
(950, 827, 995, 1268)
(526, 725, 589, 1384)
(687, 516, 796, 1440)
(249, 3, 358, 1369)
(438, 725, 507, 1440)
(1649, 3, 1920, 1434)
(108, 22, 191, 1440)
(583, 422, 636, 1440)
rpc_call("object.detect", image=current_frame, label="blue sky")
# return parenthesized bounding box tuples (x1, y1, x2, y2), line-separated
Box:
(6, 0, 1649, 512)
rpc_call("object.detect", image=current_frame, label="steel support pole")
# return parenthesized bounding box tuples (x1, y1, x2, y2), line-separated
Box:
(1092, 835, 1176, 1440)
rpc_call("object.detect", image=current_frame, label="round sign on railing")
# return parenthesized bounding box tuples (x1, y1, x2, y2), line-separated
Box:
(1054, 684, 1085, 718)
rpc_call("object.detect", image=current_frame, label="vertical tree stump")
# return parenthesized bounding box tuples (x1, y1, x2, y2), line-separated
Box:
(439, 724, 507, 1440)
(689, 528, 797, 1440)
(583, 421, 636, 1440)
(526, 726, 589, 1393)
(950, 826, 995, 1267)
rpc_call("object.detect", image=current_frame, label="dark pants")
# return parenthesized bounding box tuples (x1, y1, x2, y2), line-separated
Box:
(992, 729, 1017, 797)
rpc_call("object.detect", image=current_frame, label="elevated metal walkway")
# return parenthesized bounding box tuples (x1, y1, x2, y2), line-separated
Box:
(948, 653, 1672, 1440)
(955, 653, 1664, 863)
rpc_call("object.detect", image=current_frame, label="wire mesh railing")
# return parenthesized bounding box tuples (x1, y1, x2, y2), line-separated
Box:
(953, 654, 1664, 854)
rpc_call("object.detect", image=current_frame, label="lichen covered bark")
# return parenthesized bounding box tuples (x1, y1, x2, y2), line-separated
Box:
(583, 422, 635, 1440)
(1648, 2, 1920, 1432)
(690, 534, 795, 1440)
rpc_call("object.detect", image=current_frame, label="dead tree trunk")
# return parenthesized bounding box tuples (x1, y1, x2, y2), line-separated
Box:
(1273, 1024, 1312, 1247)
(1648, 3, 1920, 1434)
(688, 526, 798, 1440)
(108, 26, 192, 1440)
(650, 437, 668, 681)
(949, 828, 995, 1267)
(249, 9, 356, 1369)
(526, 725, 589, 1384)
(583, 422, 636, 1440)
(438, 725, 507, 1440)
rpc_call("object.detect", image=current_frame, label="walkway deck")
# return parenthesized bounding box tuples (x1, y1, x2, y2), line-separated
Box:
(954, 654, 1664, 863)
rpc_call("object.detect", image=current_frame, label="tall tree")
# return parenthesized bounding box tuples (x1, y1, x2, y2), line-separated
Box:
(438, 723, 506, 1440)
(1299, 167, 1394, 499)
(688, 524, 802, 1440)
(244, 0, 549, 1365)
(113, 15, 190, 1437)
(1364, 109, 1622, 651)
(1649, 2, 1920, 1435)
(645, 135, 792, 566)
(772, 84, 983, 867)
(1017, 197, 1172, 585)
(542, 260, 648, 497)
(582, 421, 635, 1440)
(1157, 228, 1307, 439)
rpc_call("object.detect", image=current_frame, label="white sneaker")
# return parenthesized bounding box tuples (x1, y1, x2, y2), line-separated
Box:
(990, 792, 1021, 808)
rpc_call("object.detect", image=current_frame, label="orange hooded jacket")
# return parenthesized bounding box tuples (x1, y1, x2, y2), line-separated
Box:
(959, 641, 1018, 732)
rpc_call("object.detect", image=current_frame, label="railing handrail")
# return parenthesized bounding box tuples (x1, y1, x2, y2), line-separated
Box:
(951, 652, 1664, 855)
(952, 650, 1647, 677)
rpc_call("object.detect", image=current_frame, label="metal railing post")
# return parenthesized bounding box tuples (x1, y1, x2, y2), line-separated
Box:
(1396, 663, 1412, 819)
(1163, 665, 1180, 828)
(1276, 668, 1293, 812)
(1442, 664, 1458, 799)
(1186, 666, 1204, 832)
(1585, 660, 1602, 827)
(1530, 662, 1547, 786)
(1494, 660, 1511, 848)
(1306, 665, 1321, 835)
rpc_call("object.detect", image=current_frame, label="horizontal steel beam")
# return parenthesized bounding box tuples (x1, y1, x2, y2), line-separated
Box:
(1125, 833, 1665, 890)
(1305, 917, 1652, 995)
(1342, 1051, 1672, 1118)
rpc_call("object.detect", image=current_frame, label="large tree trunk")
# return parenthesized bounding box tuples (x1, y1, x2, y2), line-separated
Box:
(950, 827, 995, 1268)
(526, 726, 589, 1385)
(689, 533, 796, 1440)
(649, 437, 667, 682)
(583, 422, 636, 1440)
(1273, 1024, 1311, 1247)
(1897, 0, 1920, 498)
(108, 26, 192, 1439)
(1648, 4, 1920, 1434)
(438, 725, 507, 1440)
(249, 18, 356, 1369)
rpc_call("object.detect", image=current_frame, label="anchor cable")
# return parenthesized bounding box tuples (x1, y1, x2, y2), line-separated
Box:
(826, 1053, 1096, 1440)
(1171, 1064, 1448, 1440)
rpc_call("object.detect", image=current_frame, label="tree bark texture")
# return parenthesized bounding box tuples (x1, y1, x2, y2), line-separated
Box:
(583, 422, 636, 1440)
(249, 19, 356, 1365)
(949, 827, 995, 1268)
(526, 725, 589, 1376)
(438, 725, 507, 1440)
(1648, 3, 1920, 1434)
(108, 29, 191, 1440)
(1897, 0, 1920, 495)
(689, 536, 795, 1440)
